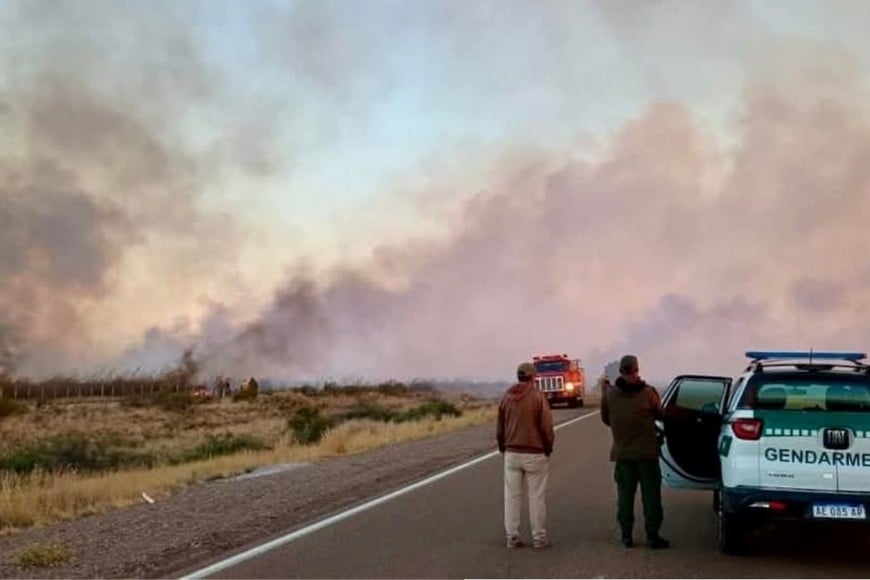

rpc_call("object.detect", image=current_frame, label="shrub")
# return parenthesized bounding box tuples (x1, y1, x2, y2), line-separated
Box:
(340, 400, 462, 424)
(342, 403, 398, 422)
(154, 390, 195, 412)
(289, 384, 319, 396)
(407, 380, 436, 393)
(287, 407, 335, 445)
(396, 400, 462, 422)
(0, 396, 27, 420)
(232, 389, 258, 402)
(119, 395, 150, 409)
(376, 381, 408, 396)
(0, 434, 156, 474)
(120, 390, 194, 412)
(13, 543, 74, 567)
(172, 433, 270, 464)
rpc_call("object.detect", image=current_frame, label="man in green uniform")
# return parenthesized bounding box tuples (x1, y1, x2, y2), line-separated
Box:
(600, 354, 670, 549)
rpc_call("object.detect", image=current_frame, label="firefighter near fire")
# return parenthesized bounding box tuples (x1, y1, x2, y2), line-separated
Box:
(532, 354, 586, 408)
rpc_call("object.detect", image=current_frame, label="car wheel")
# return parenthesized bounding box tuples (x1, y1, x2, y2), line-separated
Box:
(577, 398, 584, 408)
(718, 501, 746, 555)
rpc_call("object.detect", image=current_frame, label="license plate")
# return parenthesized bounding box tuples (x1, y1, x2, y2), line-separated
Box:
(812, 503, 866, 520)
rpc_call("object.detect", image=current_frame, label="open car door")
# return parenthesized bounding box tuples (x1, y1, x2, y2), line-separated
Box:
(658, 375, 732, 490)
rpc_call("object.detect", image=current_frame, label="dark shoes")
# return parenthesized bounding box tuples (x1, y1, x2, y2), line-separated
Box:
(646, 536, 671, 549)
(621, 533, 670, 549)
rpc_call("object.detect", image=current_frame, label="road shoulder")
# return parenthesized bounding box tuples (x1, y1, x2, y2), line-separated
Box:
(0, 408, 592, 579)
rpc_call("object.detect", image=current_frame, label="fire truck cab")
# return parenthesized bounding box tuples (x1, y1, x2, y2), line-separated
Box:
(533, 353, 586, 408)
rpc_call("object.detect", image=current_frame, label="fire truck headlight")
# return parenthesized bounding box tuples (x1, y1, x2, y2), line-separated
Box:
(565, 382, 575, 391)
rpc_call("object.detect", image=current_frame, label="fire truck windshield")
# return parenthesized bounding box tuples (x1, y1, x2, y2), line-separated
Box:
(535, 360, 569, 373)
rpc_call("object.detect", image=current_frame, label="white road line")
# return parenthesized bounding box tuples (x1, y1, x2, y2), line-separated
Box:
(179, 410, 601, 579)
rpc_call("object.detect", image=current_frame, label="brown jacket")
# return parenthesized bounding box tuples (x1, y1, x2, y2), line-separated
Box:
(600, 377, 663, 461)
(497, 381, 555, 456)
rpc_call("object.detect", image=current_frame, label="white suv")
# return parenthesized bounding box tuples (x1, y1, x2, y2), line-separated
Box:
(657, 351, 870, 554)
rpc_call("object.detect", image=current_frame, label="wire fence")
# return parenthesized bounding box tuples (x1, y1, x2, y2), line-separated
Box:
(0, 380, 193, 400)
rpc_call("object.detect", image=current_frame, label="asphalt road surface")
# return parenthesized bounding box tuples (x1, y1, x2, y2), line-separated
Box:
(184, 408, 870, 578)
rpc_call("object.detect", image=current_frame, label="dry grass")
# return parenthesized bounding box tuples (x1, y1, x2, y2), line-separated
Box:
(0, 405, 496, 531)
(318, 406, 494, 455)
(0, 389, 442, 455)
(12, 542, 74, 567)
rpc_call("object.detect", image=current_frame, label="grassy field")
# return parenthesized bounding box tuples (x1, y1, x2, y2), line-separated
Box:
(0, 383, 497, 532)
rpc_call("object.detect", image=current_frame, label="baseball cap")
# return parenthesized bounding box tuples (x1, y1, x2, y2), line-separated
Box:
(517, 362, 536, 380)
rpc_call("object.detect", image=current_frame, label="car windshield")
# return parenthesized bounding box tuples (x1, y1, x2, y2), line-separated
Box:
(535, 361, 569, 373)
(739, 374, 870, 412)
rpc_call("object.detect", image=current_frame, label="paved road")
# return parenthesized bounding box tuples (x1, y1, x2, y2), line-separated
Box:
(187, 408, 870, 578)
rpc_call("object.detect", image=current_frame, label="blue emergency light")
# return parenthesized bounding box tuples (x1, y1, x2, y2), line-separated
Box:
(745, 350, 867, 362)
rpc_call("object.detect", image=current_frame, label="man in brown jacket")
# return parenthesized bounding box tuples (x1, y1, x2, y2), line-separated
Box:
(497, 362, 555, 549)
(601, 354, 670, 549)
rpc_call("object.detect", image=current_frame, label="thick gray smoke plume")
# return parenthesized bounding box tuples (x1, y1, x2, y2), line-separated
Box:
(197, 73, 870, 382)
(1, 1, 279, 377)
(4, 1, 870, 384)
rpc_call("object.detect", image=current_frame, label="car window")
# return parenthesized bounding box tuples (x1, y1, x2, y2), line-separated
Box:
(740, 375, 870, 412)
(672, 378, 728, 414)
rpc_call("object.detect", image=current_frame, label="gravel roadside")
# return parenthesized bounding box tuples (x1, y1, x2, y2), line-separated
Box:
(0, 420, 502, 579)
(0, 408, 587, 579)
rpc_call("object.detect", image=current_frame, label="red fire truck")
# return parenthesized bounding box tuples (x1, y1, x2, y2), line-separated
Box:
(532, 353, 586, 407)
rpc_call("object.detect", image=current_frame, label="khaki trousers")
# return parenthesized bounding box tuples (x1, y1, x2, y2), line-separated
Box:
(503, 451, 549, 542)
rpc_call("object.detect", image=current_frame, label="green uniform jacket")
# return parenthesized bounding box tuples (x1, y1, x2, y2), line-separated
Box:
(601, 377, 663, 461)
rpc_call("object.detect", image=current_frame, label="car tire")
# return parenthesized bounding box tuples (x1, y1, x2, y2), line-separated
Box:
(718, 501, 747, 555)
(577, 398, 584, 408)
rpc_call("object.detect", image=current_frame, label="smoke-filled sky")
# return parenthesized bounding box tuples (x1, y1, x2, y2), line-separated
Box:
(3, 0, 870, 384)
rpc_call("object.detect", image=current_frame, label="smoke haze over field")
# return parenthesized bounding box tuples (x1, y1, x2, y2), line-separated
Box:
(2, 1, 870, 383)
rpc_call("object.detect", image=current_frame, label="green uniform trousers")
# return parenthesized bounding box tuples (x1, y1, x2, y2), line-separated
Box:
(614, 460, 663, 539)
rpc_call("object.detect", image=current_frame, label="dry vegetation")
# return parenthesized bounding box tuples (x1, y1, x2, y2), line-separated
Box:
(12, 542, 74, 568)
(0, 381, 497, 533)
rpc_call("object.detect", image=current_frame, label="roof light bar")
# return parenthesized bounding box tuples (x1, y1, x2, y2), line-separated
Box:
(745, 351, 867, 362)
